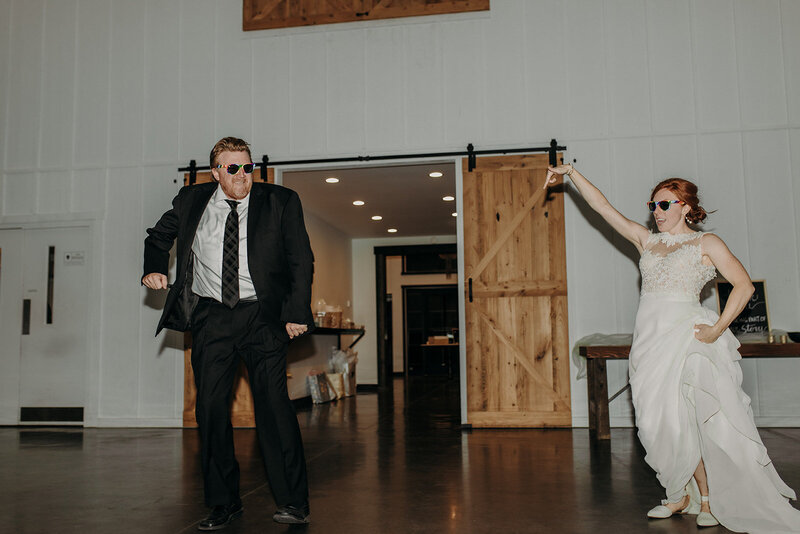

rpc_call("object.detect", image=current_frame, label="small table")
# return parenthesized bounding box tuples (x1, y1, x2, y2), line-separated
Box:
(312, 327, 365, 350)
(579, 341, 800, 440)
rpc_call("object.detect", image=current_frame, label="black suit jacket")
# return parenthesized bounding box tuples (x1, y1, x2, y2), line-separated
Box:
(143, 182, 315, 341)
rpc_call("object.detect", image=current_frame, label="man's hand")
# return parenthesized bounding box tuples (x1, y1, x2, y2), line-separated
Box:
(142, 273, 168, 290)
(286, 322, 308, 339)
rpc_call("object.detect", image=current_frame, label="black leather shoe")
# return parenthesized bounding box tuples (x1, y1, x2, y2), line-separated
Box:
(272, 504, 310, 524)
(197, 501, 243, 531)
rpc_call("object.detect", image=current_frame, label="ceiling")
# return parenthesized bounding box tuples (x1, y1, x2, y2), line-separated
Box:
(282, 162, 457, 239)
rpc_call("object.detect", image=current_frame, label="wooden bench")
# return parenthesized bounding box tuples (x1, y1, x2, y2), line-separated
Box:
(579, 342, 800, 440)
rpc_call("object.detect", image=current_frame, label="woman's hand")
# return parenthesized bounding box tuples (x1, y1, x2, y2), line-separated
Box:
(543, 164, 573, 189)
(694, 323, 723, 344)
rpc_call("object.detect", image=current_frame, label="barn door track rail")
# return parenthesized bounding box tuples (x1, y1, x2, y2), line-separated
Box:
(178, 139, 566, 185)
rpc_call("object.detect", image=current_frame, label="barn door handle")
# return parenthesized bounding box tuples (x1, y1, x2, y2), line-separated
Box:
(468, 278, 473, 303)
(22, 299, 31, 335)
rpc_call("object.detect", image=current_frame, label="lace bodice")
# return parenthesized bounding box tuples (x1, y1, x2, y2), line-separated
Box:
(639, 232, 716, 299)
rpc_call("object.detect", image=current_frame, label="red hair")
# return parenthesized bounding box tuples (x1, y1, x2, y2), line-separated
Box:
(651, 178, 709, 224)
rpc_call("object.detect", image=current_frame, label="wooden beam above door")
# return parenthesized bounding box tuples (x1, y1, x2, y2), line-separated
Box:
(243, 0, 490, 31)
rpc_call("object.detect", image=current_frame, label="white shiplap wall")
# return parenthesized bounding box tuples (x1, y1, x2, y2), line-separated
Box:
(1, 0, 799, 426)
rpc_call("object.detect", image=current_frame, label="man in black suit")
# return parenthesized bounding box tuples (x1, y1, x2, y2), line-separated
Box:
(143, 137, 314, 528)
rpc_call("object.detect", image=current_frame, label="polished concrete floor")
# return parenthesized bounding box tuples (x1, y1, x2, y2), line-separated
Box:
(2, 377, 800, 534)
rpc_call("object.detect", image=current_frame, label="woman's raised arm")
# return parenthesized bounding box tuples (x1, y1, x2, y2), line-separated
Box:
(545, 164, 650, 252)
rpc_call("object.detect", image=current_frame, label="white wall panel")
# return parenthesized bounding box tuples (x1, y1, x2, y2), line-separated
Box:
(791, 128, 800, 297)
(179, 0, 216, 162)
(71, 169, 105, 213)
(99, 167, 141, 417)
(364, 26, 405, 151)
(213, 0, 252, 144)
(783, 1, 800, 124)
(139, 165, 183, 419)
(696, 133, 749, 254)
(483, 0, 526, 144)
(563, 0, 608, 139)
(646, 0, 695, 133)
(37, 171, 70, 214)
(289, 33, 327, 156)
(5, 0, 43, 171)
(693, 0, 740, 131)
(565, 139, 630, 423)
(734, 1, 787, 128)
(39, 0, 77, 169)
(742, 130, 798, 325)
(405, 24, 444, 149)
(108, 0, 145, 167)
(442, 20, 485, 146)
(74, 0, 110, 167)
(3, 173, 36, 215)
(252, 35, 290, 157)
(609, 138, 653, 330)
(143, 0, 179, 164)
(565, 140, 618, 338)
(745, 132, 800, 418)
(0, 0, 10, 174)
(327, 30, 366, 154)
(605, 0, 651, 136)
(522, 0, 567, 143)
(651, 135, 698, 183)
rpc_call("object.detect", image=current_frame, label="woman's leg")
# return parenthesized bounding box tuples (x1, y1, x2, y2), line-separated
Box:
(694, 459, 711, 513)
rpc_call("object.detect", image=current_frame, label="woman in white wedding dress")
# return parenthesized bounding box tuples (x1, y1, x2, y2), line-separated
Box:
(545, 165, 800, 533)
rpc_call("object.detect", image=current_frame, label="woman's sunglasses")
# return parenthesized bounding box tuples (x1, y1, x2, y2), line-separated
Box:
(646, 200, 685, 212)
(216, 163, 256, 175)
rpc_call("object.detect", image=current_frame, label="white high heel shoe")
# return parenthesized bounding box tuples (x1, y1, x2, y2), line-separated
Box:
(647, 496, 690, 519)
(696, 495, 719, 527)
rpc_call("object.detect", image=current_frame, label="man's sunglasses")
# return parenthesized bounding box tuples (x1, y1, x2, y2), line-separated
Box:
(646, 200, 685, 212)
(216, 163, 256, 175)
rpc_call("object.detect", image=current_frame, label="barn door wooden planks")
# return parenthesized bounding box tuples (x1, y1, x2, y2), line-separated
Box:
(463, 154, 570, 428)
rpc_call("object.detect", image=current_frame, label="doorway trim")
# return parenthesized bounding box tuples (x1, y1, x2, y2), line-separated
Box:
(374, 244, 457, 387)
(272, 157, 468, 421)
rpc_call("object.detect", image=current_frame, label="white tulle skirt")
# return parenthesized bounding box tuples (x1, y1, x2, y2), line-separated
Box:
(629, 293, 800, 533)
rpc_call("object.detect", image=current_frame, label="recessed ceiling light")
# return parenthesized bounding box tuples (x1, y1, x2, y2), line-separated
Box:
(387, 228, 398, 233)
(443, 195, 455, 202)
(353, 200, 365, 206)
(371, 215, 383, 221)
(325, 177, 339, 183)
(429, 171, 443, 178)
(451, 212, 457, 217)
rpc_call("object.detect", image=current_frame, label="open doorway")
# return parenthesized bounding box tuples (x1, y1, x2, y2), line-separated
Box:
(281, 162, 460, 414)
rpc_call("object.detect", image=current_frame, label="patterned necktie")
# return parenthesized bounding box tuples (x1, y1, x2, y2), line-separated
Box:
(221, 199, 240, 308)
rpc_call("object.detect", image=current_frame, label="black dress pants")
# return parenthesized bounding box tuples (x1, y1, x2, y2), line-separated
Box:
(190, 298, 309, 509)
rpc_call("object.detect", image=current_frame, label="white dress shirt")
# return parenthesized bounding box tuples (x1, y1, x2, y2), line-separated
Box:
(191, 185, 257, 302)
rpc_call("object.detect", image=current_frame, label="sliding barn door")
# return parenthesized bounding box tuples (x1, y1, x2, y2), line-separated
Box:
(182, 168, 273, 428)
(463, 154, 570, 427)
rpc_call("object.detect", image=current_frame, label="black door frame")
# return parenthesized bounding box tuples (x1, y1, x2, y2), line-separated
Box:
(402, 283, 458, 377)
(373, 244, 456, 389)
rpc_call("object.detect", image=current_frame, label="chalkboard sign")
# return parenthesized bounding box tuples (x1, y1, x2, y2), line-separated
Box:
(716, 279, 770, 335)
